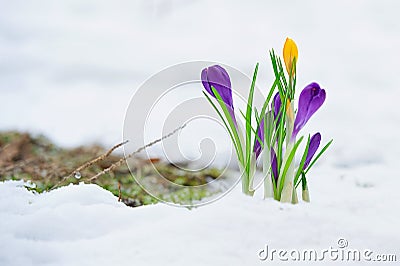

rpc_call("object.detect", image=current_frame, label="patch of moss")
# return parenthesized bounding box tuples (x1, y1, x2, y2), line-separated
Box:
(0, 131, 224, 207)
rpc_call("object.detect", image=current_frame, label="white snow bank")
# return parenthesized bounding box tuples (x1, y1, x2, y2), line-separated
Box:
(0, 166, 399, 266)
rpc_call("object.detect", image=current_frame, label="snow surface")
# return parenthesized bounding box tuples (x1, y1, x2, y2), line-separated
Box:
(0, 165, 399, 266)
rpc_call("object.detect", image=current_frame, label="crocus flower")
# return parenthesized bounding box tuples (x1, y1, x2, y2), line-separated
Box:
(273, 92, 281, 123)
(201, 65, 236, 124)
(292, 82, 326, 138)
(271, 148, 278, 183)
(303, 132, 321, 169)
(253, 93, 285, 159)
(254, 117, 264, 159)
(254, 109, 277, 159)
(283, 37, 298, 76)
(273, 92, 294, 126)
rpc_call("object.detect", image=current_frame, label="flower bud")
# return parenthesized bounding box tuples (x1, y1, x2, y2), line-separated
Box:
(283, 37, 298, 77)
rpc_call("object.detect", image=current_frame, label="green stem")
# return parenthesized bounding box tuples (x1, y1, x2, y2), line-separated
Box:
(263, 145, 274, 199)
(280, 101, 297, 202)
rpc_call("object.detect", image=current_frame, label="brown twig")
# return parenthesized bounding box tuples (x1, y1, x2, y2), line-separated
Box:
(51, 123, 186, 189)
(74, 140, 129, 175)
(88, 123, 186, 182)
(50, 140, 129, 189)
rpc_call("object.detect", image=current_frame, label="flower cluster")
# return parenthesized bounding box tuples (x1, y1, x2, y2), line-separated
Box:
(201, 38, 332, 203)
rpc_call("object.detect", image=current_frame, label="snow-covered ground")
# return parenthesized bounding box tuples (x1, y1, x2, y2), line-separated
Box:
(0, 164, 399, 266)
(1, 0, 400, 265)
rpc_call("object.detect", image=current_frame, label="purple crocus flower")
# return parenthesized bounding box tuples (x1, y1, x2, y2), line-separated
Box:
(254, 117, 264, 159)
(201, 65, 236, 124)
(254, 110, 275, 159)
(271, 148, 278, 183)
(292, 82, 326, 138)
(253, 93, 283, 159)
(303, 132, 321, 169)
(273, 92, 282, 123)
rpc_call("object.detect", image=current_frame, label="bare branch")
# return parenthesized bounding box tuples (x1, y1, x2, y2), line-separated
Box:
(50, 123, 186, 189)
(88, 123, 186, 182)
(50, 140, 128, 190)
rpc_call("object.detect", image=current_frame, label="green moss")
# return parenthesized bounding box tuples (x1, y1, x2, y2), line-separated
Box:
(0, 131, 225, 207)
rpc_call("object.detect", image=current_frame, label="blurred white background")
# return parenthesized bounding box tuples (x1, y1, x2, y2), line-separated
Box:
(1, 0, 399, 168)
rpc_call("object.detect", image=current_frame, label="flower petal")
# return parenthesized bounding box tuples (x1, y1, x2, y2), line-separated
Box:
(254, 118, 264, 159)
(303, 133, 321, 169)
(292, 82, 326, 138)
(201, 65, 233, 108)
(271, 148, 278, 183)
(273, 92, 281, 121)
(283, 37, 298, 76)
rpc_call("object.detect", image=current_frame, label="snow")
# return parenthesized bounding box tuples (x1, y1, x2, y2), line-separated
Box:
(0, 166, 399, 266)
(1, 0, 400, 151)
(1, 0, 400, 265)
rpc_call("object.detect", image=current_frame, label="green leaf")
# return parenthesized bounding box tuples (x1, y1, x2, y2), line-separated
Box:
(294, 134, 311, 185)
(203, 91, 241, 161)
(271, 172, 278, 200)
(244, 63, 259, 180)
(278, 136, 304, 196)
(245, 63, 259, 155)
(269, 50, 286, 97)
(269, 50, 279, 77)
(276, 57, 288, 91)
(291, 58, 297, 99)
(210, 86, 244, 164)
(301, 172, 307, 190)
(254, 108, 260, 126)
(240, 109, 263, 152)
(304, 139, 333, 174)
(259, 76, 279, 121)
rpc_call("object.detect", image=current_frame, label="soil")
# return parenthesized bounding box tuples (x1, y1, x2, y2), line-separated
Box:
(0, 131, 222, 207)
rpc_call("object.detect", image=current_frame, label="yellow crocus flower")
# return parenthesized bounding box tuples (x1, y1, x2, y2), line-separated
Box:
(283, 37, 298, 76)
